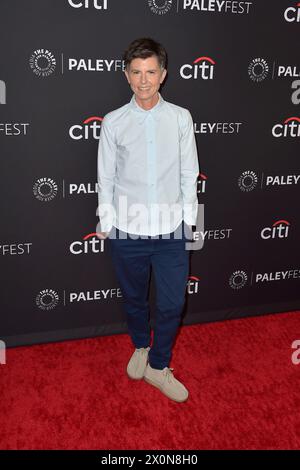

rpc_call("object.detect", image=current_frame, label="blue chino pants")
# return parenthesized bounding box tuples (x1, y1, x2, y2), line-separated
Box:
(107, 221, 191, 369)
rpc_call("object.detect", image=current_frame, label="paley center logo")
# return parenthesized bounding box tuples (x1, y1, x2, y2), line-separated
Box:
(0, 80, 6, 104)
(29, 49, 56, 77)
(248, 58, 269, 82)
(260, 220, 290, 240)
(238, 170, 258, 192)
(181, 0, 253, 14)
(284, 2, 300, 22)
(180, 56, 215, 80)
(249, 58, 300, 81)
(36, 287, 122, 309)
(229, 270, 248, 289)
(238, 170, 300, 191)
(68, 0, 108, 9)
(231, 268, 300, 286)
(36, 289, 59, 310)
(70, 232, 105, 255)
(33, 177, 58, 201)
(272, 116, 300, 138)
(148, 0, 173, 15)
(69, 116, 103, 140)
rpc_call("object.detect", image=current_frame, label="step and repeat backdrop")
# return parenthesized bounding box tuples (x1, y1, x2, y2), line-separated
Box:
(0, 1, 299, 347)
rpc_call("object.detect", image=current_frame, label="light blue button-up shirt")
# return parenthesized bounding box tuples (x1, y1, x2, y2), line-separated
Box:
(97, 92, 199, 236)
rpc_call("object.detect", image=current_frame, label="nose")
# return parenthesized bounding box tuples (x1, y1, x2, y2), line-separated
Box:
(140, 73, 147, 84)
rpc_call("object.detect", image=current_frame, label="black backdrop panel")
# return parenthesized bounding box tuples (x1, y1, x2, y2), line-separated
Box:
(0, 1, 299, 347)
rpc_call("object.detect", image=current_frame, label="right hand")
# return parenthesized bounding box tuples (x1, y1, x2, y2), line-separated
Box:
(96, 231, 109, 239)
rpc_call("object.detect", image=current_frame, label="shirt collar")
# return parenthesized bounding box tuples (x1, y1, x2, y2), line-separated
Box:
(130, 92, 164, 124)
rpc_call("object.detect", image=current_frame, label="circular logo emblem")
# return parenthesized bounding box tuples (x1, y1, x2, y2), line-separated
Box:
(29, 49, 56, 77)
(36, 289, 59, 310)
(248, 58, 269, 82)
(238, 170, 258, 192)
(33, 178, 58, 202)
(229, 270, 248, 290)
(148, 0, 173, 15)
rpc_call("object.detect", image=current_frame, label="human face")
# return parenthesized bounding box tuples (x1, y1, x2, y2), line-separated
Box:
(124, 56, 167, 110)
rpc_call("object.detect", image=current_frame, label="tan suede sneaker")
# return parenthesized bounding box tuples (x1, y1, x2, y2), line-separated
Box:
(127, 347, 150, 380)
(143, 364, 189, 402)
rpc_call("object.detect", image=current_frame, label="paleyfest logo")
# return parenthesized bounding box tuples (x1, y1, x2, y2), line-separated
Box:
(29, 49, 56, 77)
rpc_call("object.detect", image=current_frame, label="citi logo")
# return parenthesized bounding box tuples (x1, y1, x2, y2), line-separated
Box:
(69, 116, 102, 140)
(0, 80, 6, 104)
(36, 289, 59, 310)
(70, 233, 104, 255)
(272, 117, 300, 138)
(187, 275, 200, 294)
(260, 220, 290, 240)
(284, 2, 300, 22)
(180, 56, 215, 80)
(68, 0, 108, 9)
(197, 173, 207, 194)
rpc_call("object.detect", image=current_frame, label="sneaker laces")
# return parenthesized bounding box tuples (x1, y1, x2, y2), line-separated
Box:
(163, 367, 175, 384)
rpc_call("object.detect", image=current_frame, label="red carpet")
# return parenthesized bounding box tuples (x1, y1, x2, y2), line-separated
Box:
(1, 311, 300, 450)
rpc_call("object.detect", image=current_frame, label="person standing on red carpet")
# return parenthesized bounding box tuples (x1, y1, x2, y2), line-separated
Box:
(97, 38, 199, 403)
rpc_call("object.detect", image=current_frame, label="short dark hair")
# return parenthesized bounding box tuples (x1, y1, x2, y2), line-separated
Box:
(123, 37, 167, 70)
